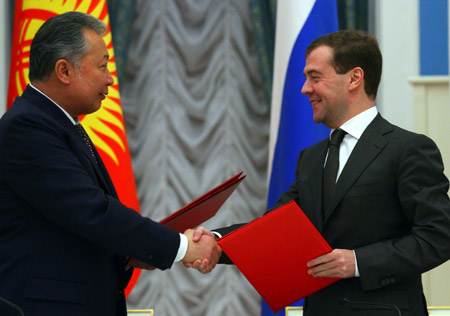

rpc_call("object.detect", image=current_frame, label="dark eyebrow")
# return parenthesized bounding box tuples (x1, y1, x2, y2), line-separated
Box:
(304, 69, 322, 76)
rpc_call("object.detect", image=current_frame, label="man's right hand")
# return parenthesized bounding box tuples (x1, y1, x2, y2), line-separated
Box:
(182, 228, 221, 274)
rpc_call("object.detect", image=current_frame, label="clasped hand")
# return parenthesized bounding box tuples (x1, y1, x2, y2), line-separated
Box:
(128, 230, 353, 278)
(182, 227, 222, 274)
(126, 226, 221, 274)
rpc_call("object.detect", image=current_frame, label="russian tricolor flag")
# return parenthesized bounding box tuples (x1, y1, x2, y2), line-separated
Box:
(263, 1, 338, 315)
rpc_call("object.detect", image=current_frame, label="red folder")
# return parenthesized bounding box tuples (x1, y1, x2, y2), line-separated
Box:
(159, 172, 246, 232)
(217, 200, 340, 313)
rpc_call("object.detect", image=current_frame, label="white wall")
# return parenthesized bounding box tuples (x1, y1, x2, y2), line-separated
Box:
(374, 0, 419, 131)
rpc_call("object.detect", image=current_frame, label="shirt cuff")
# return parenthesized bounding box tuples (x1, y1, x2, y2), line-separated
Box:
(174, 233, 188, 262)
(353, 249, 360, 277)
(212, 231, 222, 239)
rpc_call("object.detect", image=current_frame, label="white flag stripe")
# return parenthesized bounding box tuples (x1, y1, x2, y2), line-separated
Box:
(268, 0, 316, 181)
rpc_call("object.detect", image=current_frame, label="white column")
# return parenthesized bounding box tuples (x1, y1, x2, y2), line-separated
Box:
(373, 0, 419, 131)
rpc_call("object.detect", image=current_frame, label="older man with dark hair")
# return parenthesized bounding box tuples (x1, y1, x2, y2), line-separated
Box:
(0, 11, 220, 316)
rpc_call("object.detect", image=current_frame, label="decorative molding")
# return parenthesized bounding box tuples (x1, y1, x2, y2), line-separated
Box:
(128, 310, 154, 316)
(408, 75, 449, 84)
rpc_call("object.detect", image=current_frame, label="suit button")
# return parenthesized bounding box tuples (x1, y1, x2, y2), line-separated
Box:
(391, 277, 395, 283)
(380, 280, 386, 285)
(148, 254, 155, 260)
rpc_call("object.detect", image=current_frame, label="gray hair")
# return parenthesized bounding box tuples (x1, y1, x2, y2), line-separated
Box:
(29, 11, 106, 81)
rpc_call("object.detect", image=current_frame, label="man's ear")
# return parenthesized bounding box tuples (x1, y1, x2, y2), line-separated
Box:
(348, 67, 364, 91)
(54, 59, 73, 84)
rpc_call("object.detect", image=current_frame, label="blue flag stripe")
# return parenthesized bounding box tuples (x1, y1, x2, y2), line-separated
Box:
(263, 1, 338, 315)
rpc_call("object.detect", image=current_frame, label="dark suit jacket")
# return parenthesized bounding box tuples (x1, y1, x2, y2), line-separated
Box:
(216, 114, 450, 316)
(0, 86, 180, 316)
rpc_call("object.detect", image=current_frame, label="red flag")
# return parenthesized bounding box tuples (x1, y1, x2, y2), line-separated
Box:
(8, 0, 141, 297)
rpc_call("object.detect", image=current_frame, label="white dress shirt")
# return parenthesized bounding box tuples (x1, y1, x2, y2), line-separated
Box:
(327, 106, 378, 181)
(327, 106, 378, 277)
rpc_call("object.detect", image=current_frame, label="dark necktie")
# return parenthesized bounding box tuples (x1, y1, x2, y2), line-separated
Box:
(76, 123, 98, 164)
(323, 129, 347, 212)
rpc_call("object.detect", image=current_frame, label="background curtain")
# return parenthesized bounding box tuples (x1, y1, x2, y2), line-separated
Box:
(107, 0, 136, 85)
(107, 0, 369, 315)
(119, 1, 270, 315)
(248, 0, 277, 104)
(337, 0, 369, 31)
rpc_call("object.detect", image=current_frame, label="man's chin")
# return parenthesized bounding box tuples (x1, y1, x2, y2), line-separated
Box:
(93, 102, 103, 113)
(82, 105, 102, 116)
(312, 114, 323, 124)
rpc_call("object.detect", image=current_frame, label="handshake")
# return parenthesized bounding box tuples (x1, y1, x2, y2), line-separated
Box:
(128, 227, 221, 274)
(182, 227, 221, 273)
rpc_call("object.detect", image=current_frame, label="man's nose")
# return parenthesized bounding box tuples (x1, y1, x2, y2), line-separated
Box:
(301, 79, 312, 95)
(106, 70, 114, 86)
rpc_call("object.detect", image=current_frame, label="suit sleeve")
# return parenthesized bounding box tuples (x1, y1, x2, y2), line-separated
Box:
(356, 134, 450, 290)
(0, 112, 180, 270)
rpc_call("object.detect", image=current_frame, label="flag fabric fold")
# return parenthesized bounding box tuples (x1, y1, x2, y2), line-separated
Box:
(264, 0, 338, 315)
(8, 0, 141, 297)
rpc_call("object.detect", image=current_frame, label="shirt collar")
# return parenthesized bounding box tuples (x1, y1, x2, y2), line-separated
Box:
(29, 83, 80, 125)
(331, 106, 378, 140)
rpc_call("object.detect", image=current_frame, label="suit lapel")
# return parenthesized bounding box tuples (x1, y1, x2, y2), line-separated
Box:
(323, 115, 391, 223)
(23, 85, 118, 198)
(310, 140, 329, 232)
(69, 123, 118, 197)
(90, 143, 118, 197)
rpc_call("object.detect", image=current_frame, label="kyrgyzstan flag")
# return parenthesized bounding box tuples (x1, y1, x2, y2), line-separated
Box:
(8, 0, 141, 297)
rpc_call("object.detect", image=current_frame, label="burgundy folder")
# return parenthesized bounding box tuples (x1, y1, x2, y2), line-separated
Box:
(217, 200, 340, 312)
(159, 172, 246, 232)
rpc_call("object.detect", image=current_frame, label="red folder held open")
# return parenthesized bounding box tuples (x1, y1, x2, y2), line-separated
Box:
(217, 200, 340, 313)
(159, 172, 246, 232)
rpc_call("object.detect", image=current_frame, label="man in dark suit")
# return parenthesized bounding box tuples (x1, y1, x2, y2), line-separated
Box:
(189, 30, 450, 315)
(0, 12, 220, 316)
